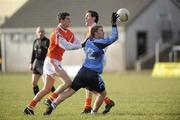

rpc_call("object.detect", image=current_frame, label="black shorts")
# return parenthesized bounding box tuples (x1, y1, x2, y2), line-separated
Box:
(71, 67, 105, 93)
(32, 60, 44, 75)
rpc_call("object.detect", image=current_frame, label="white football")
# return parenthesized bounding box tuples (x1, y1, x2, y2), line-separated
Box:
(116, 8, 130, 22)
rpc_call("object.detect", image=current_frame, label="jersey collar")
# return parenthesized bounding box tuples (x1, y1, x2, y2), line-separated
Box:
(58, 24, 68, 33)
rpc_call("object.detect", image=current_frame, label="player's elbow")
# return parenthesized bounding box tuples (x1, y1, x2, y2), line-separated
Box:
(64, 47, 72, 50)
(64, 45, 81, 50)
(64, 45, 74, 50)
(115, 34, 118, 40)
(62, 80, 72, 88)
(112, 34, 118, 41)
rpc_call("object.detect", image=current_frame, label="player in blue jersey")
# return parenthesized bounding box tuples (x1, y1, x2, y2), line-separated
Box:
(82, 10, 115, 114)
(43, 12, 119, 115)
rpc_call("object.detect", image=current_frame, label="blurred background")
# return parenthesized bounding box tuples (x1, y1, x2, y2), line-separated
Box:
(0, 0, 180, 75)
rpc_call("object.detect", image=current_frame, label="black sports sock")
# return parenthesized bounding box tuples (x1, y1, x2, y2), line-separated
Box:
(51, 86, 55, 92)
(33, 86, 39, 95)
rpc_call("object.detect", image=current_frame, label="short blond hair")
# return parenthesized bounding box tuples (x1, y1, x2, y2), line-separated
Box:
(90, 25, 103, 37)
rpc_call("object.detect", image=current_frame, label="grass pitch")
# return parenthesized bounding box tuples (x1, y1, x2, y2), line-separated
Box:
(0, 72, 180, 120)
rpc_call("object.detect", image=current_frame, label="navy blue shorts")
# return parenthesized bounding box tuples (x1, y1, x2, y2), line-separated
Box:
(71, 67, 105, 93)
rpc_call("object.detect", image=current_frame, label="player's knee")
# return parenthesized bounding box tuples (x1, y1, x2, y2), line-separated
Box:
(42, 87, 52, 94)
(101, 90, 107, 97)
(32, 80, 38, 87)
(63, 80, 72, 87)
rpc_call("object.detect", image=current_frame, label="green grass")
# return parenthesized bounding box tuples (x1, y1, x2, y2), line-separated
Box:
(0, 72, 180, 120)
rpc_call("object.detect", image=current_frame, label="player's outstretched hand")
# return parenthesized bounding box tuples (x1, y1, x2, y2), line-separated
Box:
(111, 12, 119, 25)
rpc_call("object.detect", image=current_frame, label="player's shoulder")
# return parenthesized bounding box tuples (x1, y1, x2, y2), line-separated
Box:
(44, 36, 50, 41)
(85, 38, 92, 44)
(33, 38, 38, 43)
(66, 28, 74, 35)
(34, 38, 39, 41)
(93, 38, 104, 43)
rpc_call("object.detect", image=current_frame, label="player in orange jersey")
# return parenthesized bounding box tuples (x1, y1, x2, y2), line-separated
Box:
(24, 12, 82, 115)
(81, 10, 115, 114)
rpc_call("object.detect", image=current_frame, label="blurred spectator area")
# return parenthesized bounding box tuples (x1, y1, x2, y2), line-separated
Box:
(0, 0, 27, 70)
(0, 0, 27, 25)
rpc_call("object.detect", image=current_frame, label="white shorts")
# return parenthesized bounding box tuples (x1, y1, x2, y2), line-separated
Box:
(43, 57, 63, 77)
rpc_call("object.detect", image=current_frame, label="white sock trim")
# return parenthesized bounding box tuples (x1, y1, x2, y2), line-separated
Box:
(91, 110, 97, 114)
(51, 103, 57, 109)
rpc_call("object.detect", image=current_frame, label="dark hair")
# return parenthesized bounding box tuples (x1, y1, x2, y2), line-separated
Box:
(90, 25, 103, 37)
(86, 10, 99, 23)
(57, 12, 70, 21)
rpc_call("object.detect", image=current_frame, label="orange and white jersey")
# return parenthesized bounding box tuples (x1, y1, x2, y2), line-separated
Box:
(47, 24, 81, 61)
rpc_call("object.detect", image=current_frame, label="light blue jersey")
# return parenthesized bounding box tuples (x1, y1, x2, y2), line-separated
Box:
(83, 26, 118, 74)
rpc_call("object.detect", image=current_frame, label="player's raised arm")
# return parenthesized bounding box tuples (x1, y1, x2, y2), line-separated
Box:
(91, 12, 119, 49)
